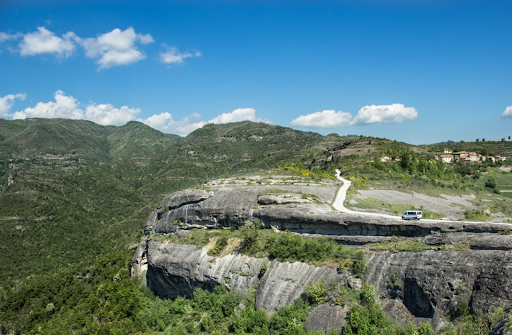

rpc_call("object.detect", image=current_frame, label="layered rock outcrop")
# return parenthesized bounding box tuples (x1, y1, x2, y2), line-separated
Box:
(132, 239, 346, 316)
(145, 187, 512, 241)
(136, 183, 512, 331)
(366, 250, 512, 329)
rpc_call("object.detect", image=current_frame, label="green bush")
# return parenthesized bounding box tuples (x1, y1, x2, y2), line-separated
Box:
(304, 279, 328, 306)
(485, 176, 497, 189)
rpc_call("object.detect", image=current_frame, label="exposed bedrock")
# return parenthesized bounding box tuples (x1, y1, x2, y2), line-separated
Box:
(133, 240, 346, 315)
(133, 240, 512, 329)
(142, 240, 264, 299)
(365, 250, 512, 329)
(145, 188, 512, 238)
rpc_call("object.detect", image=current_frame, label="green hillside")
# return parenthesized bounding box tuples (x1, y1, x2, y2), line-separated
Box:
(0, 119, 332, 292)
(0, 118, 511, 334)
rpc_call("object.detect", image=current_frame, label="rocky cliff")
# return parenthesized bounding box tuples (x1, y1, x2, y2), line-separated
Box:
(132, 239, 347, 316)
(144, 185, 512, 240)
(135, 179, 512, 331)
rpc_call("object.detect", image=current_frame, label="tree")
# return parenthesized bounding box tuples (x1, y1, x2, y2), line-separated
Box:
(482, 138, 486, 142)
(486, 176, 497, 189)
(502, 138, 505, 142)
(476, 139, 479, 142)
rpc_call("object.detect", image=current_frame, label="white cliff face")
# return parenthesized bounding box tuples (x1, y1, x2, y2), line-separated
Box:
(132, 240, 346, 315)
(137, 240, 265, 299)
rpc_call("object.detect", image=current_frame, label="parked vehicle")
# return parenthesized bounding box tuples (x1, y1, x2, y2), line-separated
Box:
(402, 210, 422, 220)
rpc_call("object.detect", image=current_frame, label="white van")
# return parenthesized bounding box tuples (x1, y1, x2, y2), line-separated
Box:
(402, 211, 422, 220)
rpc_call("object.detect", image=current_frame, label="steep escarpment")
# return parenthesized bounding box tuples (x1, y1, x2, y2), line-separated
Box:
(366, 250, 512, 329)
(136, 180, 512, 330)
(133, 238, 512, 329)
(132, 240, 346, 316)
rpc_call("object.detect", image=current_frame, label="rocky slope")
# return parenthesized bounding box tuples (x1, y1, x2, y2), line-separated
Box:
(135, 178, 512, 331)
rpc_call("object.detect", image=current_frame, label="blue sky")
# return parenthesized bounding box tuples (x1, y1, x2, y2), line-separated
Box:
(1, 0, 511, 144)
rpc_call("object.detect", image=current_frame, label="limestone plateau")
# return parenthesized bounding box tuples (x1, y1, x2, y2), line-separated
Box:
(133, 175, 512, 332)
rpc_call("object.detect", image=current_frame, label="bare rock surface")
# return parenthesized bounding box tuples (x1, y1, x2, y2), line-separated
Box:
(133, 239, 512, 329)
(304, 304, 347, 333)
(255, 260, 344, 315)
(365, 250, 512, 329)
(142, 240, 264, 299)
(132, 240, 345, 315)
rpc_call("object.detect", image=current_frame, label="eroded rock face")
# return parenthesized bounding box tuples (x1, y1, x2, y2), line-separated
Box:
(304, 304, 347, 333)
(138, 184, 512, 329)
(255, 260, 344, 315)
(142, 240, 263, 299)
(145, 186, 512, 238)
(133, 239, 512, 329)
(365, 250, 512, 329)
(132, 240, 345, 315)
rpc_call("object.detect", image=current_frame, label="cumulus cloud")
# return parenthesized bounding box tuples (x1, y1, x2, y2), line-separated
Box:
(78, 27, 153, 69)
(10, 91, 140, 126)
(159, 45, 201, 64)
(498, 106, 512, 119)
(0, 32, 22, 43)
(141, 112, 206, 136)
(141, 108, 268, 136)
(85, 104, 140, 126)
(19, 27, 77, 57)
(207, 108, 258, 124)
(12, 90, 83, 120)
(350, 104, 418, 125)
(0, 93, 26, 117)
(291, 110, 353, 128)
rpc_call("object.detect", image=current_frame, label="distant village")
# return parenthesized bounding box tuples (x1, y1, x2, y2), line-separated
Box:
(435, 149, 507, 164)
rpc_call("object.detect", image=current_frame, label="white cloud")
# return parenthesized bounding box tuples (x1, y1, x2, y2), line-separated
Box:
(78, 27, 153, 69)
(160, 45, 201, 64)
(140, 112, 206, 136)
(11, 90, 143, 126)
(19, 27, 76, 57)
(350, 103, 418, 125)
(0, 32, 22, 43)
(207, 108, 257, 124)
(12, 90, 83, 120)
(291, 110, 353, 128)
(85, 103, 140, 126)
(141, 108, 268, 136)
(0, 93, 26, 117)
(498, 106, 512, 119)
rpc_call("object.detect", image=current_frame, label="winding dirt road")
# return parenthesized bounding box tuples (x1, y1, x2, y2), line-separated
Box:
(333, 169, 399, 219)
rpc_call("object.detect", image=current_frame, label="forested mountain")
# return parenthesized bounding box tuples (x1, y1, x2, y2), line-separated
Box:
(1, 118, 511, 334)
(0, 119, 332, 290)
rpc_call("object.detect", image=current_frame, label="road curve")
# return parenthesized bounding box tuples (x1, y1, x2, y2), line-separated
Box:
(332, 169, 512, 227)
(333, 169, 400, 219)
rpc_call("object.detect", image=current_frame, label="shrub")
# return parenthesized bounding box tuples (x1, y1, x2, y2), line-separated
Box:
(486, 176, 497, 189)
(304, 279, 328, 305)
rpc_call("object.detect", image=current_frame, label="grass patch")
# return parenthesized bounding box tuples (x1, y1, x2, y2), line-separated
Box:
(366, 240, 470, 252)
(367, 240, 433, 252)
(349, 197, 417, 215)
